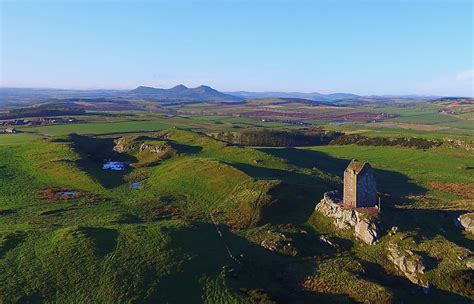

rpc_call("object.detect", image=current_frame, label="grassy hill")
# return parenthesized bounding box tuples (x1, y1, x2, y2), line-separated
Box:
(0, 126, 473, 303)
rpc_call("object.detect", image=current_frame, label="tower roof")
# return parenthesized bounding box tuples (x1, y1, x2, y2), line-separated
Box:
(345, 159, 369, 174)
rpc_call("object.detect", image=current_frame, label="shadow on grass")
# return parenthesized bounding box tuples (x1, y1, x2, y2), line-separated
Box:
(68, 134, 137, 188)
(259, 147, 426, 200)
(415, 251, 440, 272)
(261, 182, 330, 225)
(153, 221, 355, 303)
(168, 141, 203, 154)
(229, 162, 338, 224)
(80, 227, 119, 257)
(230, 162, 321, 184)
(67, 134, 203, 188)
(353, 258, 472, 303)
(236, 149, 472, 251)
(380, 208, 474, 252)
(0, 231, 24, 258)
(230, 147, 426, 225)
(6, 219, 471, 303)
(223, 222, 472, 303)
(124, 218, 472, 303)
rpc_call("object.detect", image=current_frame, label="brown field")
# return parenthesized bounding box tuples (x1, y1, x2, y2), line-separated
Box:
(370, 122, 450, 131)
(430, 181, 474, 199)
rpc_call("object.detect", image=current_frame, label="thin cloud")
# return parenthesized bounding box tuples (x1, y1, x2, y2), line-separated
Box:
(456, 69, 474, 81)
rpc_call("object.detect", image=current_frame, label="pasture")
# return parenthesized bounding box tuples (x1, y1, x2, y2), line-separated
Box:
(0, 107, 473, 302)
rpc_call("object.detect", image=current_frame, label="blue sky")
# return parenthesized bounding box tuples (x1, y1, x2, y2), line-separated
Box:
(1, 0, 473, 96)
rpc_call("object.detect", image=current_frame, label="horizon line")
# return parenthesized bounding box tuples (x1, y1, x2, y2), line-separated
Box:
(1, 86, 471, 98)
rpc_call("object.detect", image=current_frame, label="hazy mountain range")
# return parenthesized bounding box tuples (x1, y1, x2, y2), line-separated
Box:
(226, 91, 361, 102)
(0, 85, 446, 107)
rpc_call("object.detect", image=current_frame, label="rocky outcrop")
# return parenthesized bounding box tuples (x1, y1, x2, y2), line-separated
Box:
(444, 138, 474, 151)
(114, 136, 172, 154)
(467, 260, 474, 270)
(260, 239, 297, 256)
(387, 243, 428, 288)
(314, 191, 378, 244)
(139, 142, 170, 154)
(259, 227, 299, 256)
(114, 136, 175, 157)
(354, 220, 378, 245)
(113, 136, 144, 152)
(457, 213, 474, 234)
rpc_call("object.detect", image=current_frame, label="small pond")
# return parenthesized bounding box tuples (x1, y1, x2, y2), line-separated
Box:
(102, 161, 127, 171)
(131, 182, 141, 190)
(60, 191, 78, 199)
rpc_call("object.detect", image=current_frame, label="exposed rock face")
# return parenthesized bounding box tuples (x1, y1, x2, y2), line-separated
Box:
(314, 191, 378, 244)
(113, 135, 173, 156)
(113, 136, 143, 152)
(387, 243, 428, 288)
(467, 260, 474, 270)
(139, 142, 169, 154)
(457, 213, 474, 234)
(354, 220, 378, 245)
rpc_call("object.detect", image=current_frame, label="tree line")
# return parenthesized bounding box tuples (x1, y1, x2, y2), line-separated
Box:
(329, 134, 442, 149)
(0, 106, 86, 119)
(210, 128, 342, 146)
(210, 129, 442, 149)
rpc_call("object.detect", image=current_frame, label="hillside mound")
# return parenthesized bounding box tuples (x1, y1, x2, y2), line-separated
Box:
(145, 157, 279, 229)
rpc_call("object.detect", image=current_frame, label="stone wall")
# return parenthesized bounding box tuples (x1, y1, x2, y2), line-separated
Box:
(356, 167, 377, 208)
(343, 171, 356, 208)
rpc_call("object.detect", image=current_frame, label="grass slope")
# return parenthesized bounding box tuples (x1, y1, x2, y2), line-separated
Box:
(0, 126, 473, 303)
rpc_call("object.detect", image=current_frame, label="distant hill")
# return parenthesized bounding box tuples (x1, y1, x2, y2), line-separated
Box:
(325, 93, 361, 100)
(226, 91, 360, 102)
(0, 88, 124, 107)
(128, 85, 243, 103)
(226, 91, 445, 103)
(247, 97, 338, 107)
(0, 87, 461, 109)
(431, 97, 474, 104)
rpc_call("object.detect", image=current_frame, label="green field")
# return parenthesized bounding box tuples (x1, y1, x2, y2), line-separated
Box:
(1, 107, 473, 303)
(19, 120, 172, 136)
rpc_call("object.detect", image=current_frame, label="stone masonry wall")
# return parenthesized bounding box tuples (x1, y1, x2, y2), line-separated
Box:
(343, 171, 356, 208)
(356, 167, 377, 208)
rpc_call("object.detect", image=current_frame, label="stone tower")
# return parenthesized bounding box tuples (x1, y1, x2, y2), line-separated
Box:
(343, 159, 377, 208)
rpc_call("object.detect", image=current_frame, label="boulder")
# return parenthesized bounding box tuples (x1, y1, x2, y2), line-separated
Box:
(314, 191, 378, 244)
(388, 226, 399, 236)
(354, 220, 378, 245)
(317, 235, 337, 248)
(457, 213, 474, 234)
(387, 243, 428, 287)
(467, 260, 474, 270)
